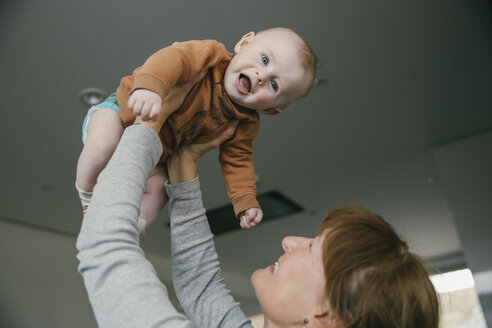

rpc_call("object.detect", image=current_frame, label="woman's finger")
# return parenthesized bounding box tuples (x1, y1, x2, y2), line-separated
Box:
(188, 122, 238, 156)
(218, 122, 238, 142)
(207, 122, 238, 148)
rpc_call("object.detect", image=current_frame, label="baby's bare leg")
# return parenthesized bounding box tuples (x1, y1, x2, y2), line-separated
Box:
(139, 164, 168, 231)
(76, 108, 124, 192)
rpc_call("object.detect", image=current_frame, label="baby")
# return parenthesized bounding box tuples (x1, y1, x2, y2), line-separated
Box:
(76, 27, 317, 233)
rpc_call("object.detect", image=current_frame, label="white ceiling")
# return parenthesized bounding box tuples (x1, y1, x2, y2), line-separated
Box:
(1, 0, 491, 316)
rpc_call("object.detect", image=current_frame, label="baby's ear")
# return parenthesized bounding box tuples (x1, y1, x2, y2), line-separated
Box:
(259, 107, 282, 116)
(234, 31, 255, 53)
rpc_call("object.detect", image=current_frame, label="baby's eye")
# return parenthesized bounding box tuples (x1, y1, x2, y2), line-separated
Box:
(261, 55, 269, 65)
(270, 80, 278, 91)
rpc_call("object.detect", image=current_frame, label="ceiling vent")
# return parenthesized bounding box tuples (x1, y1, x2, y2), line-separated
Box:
(206, 190, 303, 235)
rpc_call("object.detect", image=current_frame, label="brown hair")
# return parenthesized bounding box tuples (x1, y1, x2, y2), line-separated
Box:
(319, 205, 439, 328)
(257, 27, 318, 100)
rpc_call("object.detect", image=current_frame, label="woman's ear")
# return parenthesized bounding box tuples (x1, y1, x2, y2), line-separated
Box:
(234, 31, 255, 53)
(311, 312, 345, 328)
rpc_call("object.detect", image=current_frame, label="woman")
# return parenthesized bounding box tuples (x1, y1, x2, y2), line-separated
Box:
(77, 122, 439, 327)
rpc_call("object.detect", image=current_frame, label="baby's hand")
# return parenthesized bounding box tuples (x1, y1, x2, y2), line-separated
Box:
(239, 208, 263, 229)
(128, 89, 162, 122)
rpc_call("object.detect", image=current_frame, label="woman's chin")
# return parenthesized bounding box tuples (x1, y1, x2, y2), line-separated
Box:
(250, 268, 261, 285)
(250, 267, 269, 291)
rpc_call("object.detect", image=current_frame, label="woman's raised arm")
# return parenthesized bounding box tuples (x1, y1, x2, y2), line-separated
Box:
(76, 125, 193, 328)
(166, 122, 253, 327)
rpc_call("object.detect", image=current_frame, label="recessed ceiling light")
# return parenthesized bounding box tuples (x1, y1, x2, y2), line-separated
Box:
(78, 88, 108, 106)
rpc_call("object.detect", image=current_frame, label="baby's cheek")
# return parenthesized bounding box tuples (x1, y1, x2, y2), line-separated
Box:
(255, 92, 275, 109)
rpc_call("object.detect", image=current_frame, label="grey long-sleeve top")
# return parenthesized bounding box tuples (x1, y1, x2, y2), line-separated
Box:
(76, 124, 253, 328)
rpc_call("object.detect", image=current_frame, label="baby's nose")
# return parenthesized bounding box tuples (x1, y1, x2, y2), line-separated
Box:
(256, 71, 265, 86)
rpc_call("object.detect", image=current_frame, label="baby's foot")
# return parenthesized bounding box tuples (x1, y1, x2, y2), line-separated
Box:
(76, 182, 92, 216)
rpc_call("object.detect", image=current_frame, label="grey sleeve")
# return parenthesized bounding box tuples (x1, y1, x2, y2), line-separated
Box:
(166, 179, 254, 328)
(76, 125, 194, 328)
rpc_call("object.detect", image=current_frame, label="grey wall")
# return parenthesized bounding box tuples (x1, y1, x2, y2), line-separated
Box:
(0, 218, 261, 328)
(0, 220, 97, 327)
(434, 130, 492, 326)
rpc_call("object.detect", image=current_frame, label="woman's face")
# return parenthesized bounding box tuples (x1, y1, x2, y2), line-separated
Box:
(251, 233, 329, 326)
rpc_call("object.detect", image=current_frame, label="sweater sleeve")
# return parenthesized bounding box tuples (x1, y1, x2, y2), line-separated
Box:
(219, 119, 261, 216)
(76, 125, 193, 328)
(132, 40, 228, 99)
(166, 179, 254, 328)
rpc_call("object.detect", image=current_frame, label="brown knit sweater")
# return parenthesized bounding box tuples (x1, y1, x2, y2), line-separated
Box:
(116, 40, 260, 215)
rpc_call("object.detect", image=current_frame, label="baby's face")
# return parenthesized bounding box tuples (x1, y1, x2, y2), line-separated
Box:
(223, 30, 311, 114)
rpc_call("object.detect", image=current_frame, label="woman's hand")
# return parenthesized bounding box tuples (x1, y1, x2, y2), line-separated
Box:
(167, 122, 238, 184)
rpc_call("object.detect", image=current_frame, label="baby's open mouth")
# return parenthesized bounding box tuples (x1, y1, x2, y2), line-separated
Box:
(238, 74, 251, 93)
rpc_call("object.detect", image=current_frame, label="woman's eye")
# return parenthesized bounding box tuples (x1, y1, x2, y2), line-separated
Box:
(270, 80, 278, 91)
(261, 55, 269, 65)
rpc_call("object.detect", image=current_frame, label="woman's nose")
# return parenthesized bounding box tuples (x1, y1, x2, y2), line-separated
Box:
(282, 236, 309, 252)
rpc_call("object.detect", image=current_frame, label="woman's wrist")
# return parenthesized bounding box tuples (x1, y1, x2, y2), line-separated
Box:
(167, 150, 198, 184)
(167, 122, 237, 184)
